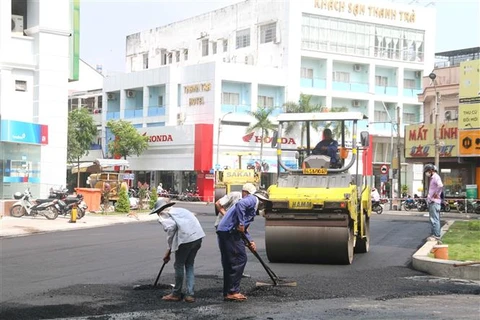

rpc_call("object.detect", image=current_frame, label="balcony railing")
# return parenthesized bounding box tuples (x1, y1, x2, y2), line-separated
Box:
(106, 111, 120, 120)
(147, 106, 166, 117)
(221, 104, 251, 114)
(300, 77, 327, 89)
(333, 81, 369, 93)
(124, 109, 144, 119)
(375, 86, 398, 96)
(403, 88, 423, 97)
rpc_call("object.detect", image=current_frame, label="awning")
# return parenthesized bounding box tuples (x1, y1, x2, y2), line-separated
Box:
(71, 159, 129, 174)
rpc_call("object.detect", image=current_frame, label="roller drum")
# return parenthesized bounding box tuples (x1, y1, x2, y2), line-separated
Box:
(265, 221, 354, 264)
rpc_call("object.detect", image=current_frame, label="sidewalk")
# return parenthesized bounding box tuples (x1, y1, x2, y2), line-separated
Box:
(0, 213, 157, 238)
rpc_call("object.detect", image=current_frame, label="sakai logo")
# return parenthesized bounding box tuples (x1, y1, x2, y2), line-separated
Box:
(142, 132, 173, 143)
(242, 132, 297, 145)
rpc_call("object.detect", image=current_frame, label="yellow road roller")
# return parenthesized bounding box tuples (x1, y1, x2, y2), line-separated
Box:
(264, 112, 372, 265)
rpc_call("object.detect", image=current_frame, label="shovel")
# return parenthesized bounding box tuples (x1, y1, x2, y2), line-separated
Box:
(240, 233, 297, 287)
(133, 250, 174, 290)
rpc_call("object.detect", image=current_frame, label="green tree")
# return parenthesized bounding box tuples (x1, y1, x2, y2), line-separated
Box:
(283, 94, 324, 146)
(246, 107, 277, 166)
(324, 106, 351, 140)
(67, 108, 97, 188)
(106, 120, 149, 160)
(115, 183, 130, 213)
(149, 187, 158, 210)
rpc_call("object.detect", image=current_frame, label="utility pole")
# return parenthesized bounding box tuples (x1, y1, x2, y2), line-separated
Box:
(396, 105, 402, 211)
(434, 91, 440, 169)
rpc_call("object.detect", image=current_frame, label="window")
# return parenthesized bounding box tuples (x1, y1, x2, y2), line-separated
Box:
(374, 110, 388, 122)
(404, 79, 416, 89)
(212, 42, 217, 55)
(403, 112, 416, 123)
(143, 53, 149, 69)
(222, 92, 240, 105)
(202, 39, 209, 56)
(301, 67, 314, 79)
(332, 71, 350, 82)
(236, 28, 250, 49)
(168, 52, 172, 64)
(15, 80, 27, 92)
(175, 51, 180, 62)
(258, 95, 274, 107)
(158, 96, 164, 106)
(184, 49, 189, 61)
(375, 76, 388, 86)
(260, 22, 276, 44)
(161, 51, 167, 65)
(223, 39, 228, 52)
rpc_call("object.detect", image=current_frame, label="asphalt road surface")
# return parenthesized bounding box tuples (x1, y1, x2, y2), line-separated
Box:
(1, 203, 479, 320)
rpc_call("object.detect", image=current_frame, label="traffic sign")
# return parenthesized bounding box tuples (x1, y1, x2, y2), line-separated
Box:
(380, 164, 388, 174)
(380, 175, 388, 183)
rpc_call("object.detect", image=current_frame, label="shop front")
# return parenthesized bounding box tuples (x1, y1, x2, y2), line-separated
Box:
(404, 122, 478, 199)
(0, 119, 48, 199)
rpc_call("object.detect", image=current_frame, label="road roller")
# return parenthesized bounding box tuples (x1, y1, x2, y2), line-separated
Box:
(264, 112, 372, 265)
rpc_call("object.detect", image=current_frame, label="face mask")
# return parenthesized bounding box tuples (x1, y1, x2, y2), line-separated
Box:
(425, 172, 432, 177)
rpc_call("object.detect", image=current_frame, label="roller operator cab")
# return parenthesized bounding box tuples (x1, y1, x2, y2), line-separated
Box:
(264, 112, 372, 265)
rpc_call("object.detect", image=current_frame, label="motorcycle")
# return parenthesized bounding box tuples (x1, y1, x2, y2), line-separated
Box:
(372, 201, 383, 214)
(402, 197, 416, 211)
(440, 200, 451, 212)
(10, 189, 59, 220)
(49, 189, 87, 219)
(456, 199, 480, 214)
(416, 198, 428, 212)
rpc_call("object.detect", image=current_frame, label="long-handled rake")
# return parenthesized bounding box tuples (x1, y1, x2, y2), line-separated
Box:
(133, 250, 174, 290)
(241, 233, 297, 287)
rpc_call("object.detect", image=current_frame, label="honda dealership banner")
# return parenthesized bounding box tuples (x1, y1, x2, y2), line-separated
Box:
(0, 120, 48, 145)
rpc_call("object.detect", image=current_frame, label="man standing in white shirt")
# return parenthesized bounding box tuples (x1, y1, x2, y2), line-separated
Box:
(149, 199, 205, 303)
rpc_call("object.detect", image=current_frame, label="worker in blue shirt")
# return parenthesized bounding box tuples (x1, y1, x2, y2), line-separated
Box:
(216, 184, 270, 302)
(312, 128, 339, 165)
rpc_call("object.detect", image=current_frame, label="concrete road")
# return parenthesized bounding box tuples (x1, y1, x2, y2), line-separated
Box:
(1, 203, 479, 320)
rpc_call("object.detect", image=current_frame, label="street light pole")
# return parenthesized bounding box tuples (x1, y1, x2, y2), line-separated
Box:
(429, 72, 440, 170)
(396, 105, 402, 211)
(216, 112, 232, 170)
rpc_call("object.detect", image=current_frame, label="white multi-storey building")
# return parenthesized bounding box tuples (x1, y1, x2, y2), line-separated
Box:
(103, 0, 435, 200)
(0, 0, 79, 201)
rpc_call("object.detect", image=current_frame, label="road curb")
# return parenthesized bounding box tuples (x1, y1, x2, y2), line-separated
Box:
(412, 220, 480, 281)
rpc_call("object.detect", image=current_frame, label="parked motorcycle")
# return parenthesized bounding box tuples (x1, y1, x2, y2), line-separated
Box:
(440, 200, 451, 212)
(10, 189, 59, 220)
(49, 189, 87, 219)
(456, 199, 480, 214)
(402, 197, 417, 211)
(416, 198, 428, 212)
(372, 201, 383, 214)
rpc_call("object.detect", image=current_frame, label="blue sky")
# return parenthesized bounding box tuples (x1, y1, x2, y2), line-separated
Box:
(80, 0, 480, 73)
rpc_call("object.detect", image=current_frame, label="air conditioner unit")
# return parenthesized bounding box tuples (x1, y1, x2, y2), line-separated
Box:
(445, 110, 458, 121)
(177, 112, 186, 124)
(245, 55, 254, 65)
(126, 90, 136, 98)
(414, 71, 422, 78)
(352, 100, 361, 107)
(107, 93, 116, 101)
(11, 15, 24, 33)
(353, 64, 362, 72)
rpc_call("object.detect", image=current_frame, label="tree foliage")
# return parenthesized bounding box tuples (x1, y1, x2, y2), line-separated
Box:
(67, 108, 97, 163)
(246, 107, 277, 163)
(283, 94, 324, 146)
(149, 187, 158, 210)
(324, 106, 351, 139)
(106, 120, 149, 159)
(115, 183, 130, 213)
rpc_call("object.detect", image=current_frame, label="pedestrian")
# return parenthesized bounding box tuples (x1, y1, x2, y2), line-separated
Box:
(149, 198, 205, 303)
(424, 164, 444, 242)
(216, 187, 271, 302)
